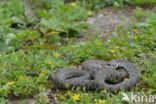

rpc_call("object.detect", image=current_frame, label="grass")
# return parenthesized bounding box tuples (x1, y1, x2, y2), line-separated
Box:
(0, 0, 156, 104)
(131, 0, 156, 5)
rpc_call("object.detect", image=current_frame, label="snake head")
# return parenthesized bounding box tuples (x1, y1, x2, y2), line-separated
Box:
(107, 60, 120, 69)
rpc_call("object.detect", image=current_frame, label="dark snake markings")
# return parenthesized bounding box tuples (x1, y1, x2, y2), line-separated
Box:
(50, 60, 140, 93)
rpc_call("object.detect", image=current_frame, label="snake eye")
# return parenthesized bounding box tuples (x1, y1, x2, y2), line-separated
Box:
(107, 63, 110, 66)
(107, 63, 113, 68)
(107, 63, 114, 69)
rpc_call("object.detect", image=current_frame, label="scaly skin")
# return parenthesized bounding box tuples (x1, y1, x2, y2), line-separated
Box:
(51, 68, 92, 89)
(50, 60, 140, 92)
(81, 60, 129, 84)
(101, 60, 140, 92)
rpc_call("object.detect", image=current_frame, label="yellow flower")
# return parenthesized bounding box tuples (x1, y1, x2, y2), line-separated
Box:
(95, 99, 105, 104)
(7, 81, 14, 86)
(70, 2, 76, 7)
(115, 46, 120, 49)
(124, 78, 128, 81)
(48, 61, 53, 65)
(98, 99, 105, 104)
(134, 29, 139, 34)
(87, 10, 93, 16)
(135, 36, 138, 40)
(72, 94, 80, 101)
(18, 76, 26, 80)
(110, 49, 115, 53)
(53, 53, 60, 58)
(40, 70, 47, 76)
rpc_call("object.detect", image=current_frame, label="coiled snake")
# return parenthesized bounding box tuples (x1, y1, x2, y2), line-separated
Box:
(50, 60, 140, 93)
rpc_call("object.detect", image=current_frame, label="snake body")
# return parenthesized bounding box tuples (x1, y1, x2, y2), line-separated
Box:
(50, 60, 140, 92)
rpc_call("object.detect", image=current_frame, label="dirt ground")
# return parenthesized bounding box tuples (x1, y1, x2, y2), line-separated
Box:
(78, 5, 156, 42)
(87, 6, 134, 33)
(76, 6, 136, 43)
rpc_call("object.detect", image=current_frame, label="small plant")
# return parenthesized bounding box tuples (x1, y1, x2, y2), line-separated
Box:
(0, 97, 8, 104)
(130, 0, 156, 5)
(36, 89, 50, 104)
(40, 0, 88, 37)
(0, 0, 156, 103)
(0, 0, 89, 53)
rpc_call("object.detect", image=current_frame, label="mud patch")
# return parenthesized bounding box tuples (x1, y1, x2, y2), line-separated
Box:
(76, 6, 137, 42)
(75, 6, 136, 43)
(84, 5, 156, 41)
(87, 6, 135, 33)
(8, 89, 56, 104)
